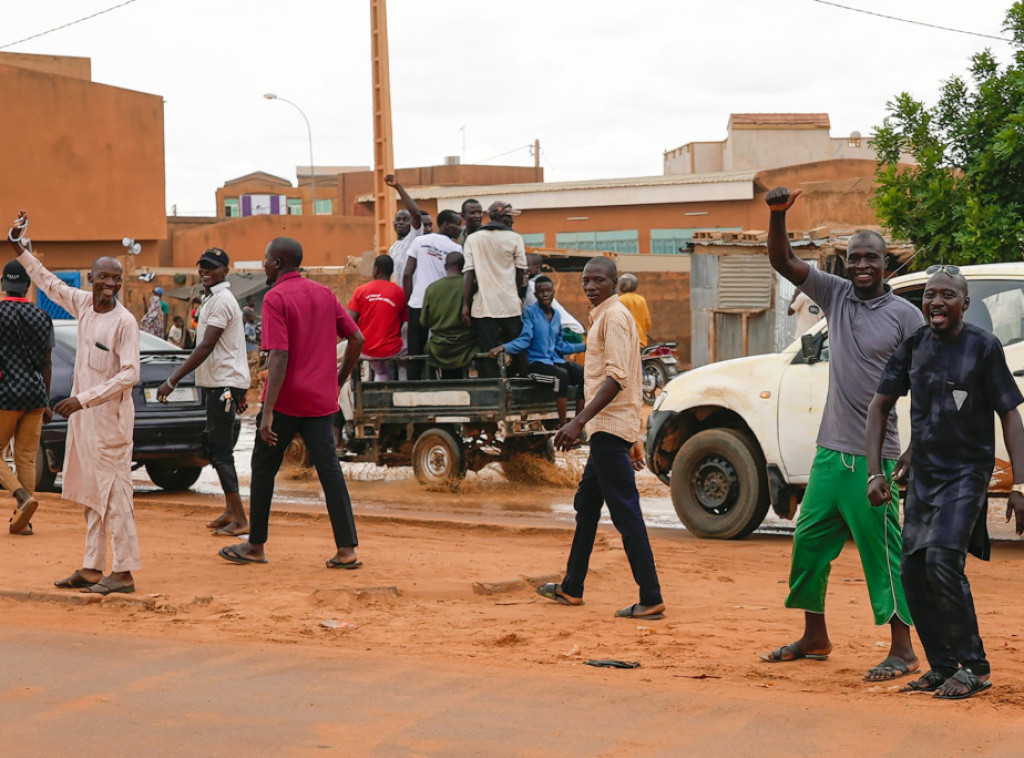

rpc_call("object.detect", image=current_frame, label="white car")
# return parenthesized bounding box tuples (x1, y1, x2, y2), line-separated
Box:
(646, 263, 1024, 539)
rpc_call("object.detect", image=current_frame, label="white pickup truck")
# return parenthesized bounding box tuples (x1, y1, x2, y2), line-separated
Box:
(646, 263, 1024, 539)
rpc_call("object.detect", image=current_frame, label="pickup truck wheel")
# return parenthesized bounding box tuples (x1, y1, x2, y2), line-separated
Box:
(412, 428, 466, 489)
(144, 462, 203, 492)
(35, 444, 57, 493)
(670, 428, 769, 539)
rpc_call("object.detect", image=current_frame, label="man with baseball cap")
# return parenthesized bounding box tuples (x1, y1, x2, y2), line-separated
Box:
(0, 259, 54, 536)
(462, 200, 528, 377)
(157, 247, 250, 536)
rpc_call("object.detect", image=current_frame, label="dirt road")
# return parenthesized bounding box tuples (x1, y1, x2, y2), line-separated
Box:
(2, 488, 1024, 756)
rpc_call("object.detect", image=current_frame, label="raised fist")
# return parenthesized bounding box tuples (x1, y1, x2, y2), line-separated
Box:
(384, 174, 397, 187)
(765, 187, 802, 212)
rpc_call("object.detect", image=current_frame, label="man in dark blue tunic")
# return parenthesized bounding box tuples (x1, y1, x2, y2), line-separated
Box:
(866, 267, 1024, 700)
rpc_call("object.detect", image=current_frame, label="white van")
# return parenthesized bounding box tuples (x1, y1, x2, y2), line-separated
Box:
(646, 263, 1024, 539)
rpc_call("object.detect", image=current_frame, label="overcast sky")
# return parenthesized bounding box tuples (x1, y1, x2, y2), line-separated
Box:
(1, 1, 1018, 216)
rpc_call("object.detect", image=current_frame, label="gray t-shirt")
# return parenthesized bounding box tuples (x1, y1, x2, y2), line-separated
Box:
(800, 267, 924, 459)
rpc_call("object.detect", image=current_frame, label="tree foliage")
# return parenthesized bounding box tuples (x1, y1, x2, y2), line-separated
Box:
(872, 3, 1024, 268)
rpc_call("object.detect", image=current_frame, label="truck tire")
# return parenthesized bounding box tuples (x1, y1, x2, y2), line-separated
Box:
(35, 444, 57, 493)
(412, 428, 466, 489)
(145, 462, 203, 492)
(670, 428, 769, 539)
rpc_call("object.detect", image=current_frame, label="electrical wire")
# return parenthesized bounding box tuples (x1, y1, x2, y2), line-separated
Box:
(469, 144, 533, 165)
(810, 0, 1011, 42)
(0, 0, 142, 51)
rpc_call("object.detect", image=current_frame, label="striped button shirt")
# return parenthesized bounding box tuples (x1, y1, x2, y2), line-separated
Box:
(584, 295, 643, 443)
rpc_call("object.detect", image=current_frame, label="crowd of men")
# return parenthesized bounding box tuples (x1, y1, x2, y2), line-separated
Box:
(5, 181, 1021, 701)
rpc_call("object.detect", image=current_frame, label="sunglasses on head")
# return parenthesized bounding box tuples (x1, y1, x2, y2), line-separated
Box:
(925, 264, 961, 276)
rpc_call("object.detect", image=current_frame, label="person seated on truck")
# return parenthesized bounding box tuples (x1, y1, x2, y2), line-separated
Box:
(488, 276, 585, 426)
(617, 273, 652, 349)
(346, 254, 407, 381)
(421, 251, 479, 379)
(523, 253, 586, 339)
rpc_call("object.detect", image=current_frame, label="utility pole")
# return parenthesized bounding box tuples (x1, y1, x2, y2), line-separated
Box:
(370, 0, 396, 256)
(534, 138, 541, 179)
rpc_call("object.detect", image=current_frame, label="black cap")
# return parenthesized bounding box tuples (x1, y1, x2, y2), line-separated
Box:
(2, 260, 30, 293)
(197, 247, 229, 268)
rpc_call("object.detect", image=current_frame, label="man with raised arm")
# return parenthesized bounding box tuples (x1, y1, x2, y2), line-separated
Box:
(8, 211, 141, 595)
(866, 266, 1024, 699)
(757, 188, 924, 683)
(384, 174, 426, 289)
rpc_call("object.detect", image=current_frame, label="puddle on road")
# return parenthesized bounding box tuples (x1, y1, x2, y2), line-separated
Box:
(120, 418, 795, 535)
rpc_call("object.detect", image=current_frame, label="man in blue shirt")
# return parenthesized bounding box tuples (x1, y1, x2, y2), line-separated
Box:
(867, 266, 1024, 699)
(489, 276, 585, 426)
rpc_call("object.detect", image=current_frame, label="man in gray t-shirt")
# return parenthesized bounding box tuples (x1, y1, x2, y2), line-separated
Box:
(757, 187, 924, 685)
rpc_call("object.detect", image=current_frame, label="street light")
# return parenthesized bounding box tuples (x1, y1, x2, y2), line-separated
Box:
(263, 93, 317, 216)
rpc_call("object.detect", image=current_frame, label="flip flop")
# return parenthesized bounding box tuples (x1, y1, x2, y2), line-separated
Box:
(218, 544, 267, 565)
(933, 668, 993, 700)
(536, 582, 583, 606)
(81, 576, 135, 595)
(326, 557, 363, 570)
(9, 496, 38, 534)
(54, 569, 99, 589)
(901, 669, 948, 693)
(615, 603, 666, 620)
(759, 643, 830, 662)
(213, 525, 250, 537)
(585, 660, 641, 669)
(864, 655, 919, 682)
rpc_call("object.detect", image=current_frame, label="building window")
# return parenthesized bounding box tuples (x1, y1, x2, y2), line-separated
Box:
(287, 198, 303, 216)
(555, 230, 639, 254)
(520, 233, 545, 247)
(314, 198, 333, 215)
(224, 198, 240, 218)
(651, 228, 742, 254)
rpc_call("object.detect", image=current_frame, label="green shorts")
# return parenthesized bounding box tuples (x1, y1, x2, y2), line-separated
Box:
(785, 447, 911, 626)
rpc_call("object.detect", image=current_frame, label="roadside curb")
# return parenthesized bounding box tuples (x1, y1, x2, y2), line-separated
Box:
(472, 573, 560, 596)
(0, 588, 100, 607)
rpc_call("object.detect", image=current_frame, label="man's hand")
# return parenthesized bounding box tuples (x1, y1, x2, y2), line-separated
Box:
(259, 410, 278, 446)
(8, 209, 28, 254)
(461, 304, 471, 327)
(866, 474, 892, 507)
(487, 345, 504, 359)
(765, 187, 802, 212)
(1006, 491, 1024, 535)
(54, 397, 83, 418)
(629, 440, 646, 472)
(41, 406, 53, 424)
(236, 395, 248, 414)
(156, 380, 175, 403)
(553, 418, 585, 451)
(384, 174, 397, 187)
(893, 448, 912, 484)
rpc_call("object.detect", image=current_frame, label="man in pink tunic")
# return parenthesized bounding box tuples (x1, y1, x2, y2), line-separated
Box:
(8, 211, 141, 595)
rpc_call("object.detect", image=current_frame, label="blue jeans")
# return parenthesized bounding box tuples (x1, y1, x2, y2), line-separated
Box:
(561, 432, 663, 606)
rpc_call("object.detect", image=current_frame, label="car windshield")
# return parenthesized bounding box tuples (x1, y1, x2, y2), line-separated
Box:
(53, 323, 185, 358)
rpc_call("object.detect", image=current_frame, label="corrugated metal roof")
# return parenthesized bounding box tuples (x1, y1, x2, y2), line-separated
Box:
(355, 170, 759, 203)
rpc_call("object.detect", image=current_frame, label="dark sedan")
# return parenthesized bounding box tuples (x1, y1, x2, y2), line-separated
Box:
(35, 320, 223, 492)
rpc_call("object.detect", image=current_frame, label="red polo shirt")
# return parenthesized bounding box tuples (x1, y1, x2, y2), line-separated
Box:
(261, 271, 359, 417)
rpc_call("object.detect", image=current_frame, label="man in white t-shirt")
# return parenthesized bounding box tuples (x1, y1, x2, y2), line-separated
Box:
(157, 248, 250, 536)
(789, 289, 823, 334)
(403, 209, 463, 380)
(462, 201, 528, 378)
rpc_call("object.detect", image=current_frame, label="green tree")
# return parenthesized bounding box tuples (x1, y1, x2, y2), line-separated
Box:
(872, 2, 1024, 268)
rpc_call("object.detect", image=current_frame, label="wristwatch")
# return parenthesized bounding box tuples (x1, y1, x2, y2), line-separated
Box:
(1012, 483, 1024, 495)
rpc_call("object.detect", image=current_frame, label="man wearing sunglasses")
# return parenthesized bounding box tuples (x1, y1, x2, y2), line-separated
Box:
(758, 187, 925, 684)
(866, 266, 1024, 699)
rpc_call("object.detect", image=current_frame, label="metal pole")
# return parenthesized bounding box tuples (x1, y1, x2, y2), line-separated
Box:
(264, 94, 317, 216)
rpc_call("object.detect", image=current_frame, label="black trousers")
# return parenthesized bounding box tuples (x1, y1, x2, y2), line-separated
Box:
(527, 360, 583, 398)
(902, 546, 989, 677)
(203, 387, 246, 495)
(473, 316, 526, 378)
(562, 432, 663, 607)
(407, 306, 427, 381)
(248, 410, 357, 549)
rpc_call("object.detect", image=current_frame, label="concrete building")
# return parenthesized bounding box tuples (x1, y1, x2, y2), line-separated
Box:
(0, 51, 166, 270)
(663, 113, 882, 176)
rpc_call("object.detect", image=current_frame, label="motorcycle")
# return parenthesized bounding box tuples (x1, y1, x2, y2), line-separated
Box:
(641, 342, 680, 405)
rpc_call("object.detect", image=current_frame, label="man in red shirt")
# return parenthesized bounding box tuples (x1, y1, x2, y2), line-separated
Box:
(346, 254, 407, 381)
(218, 237, 366, 570)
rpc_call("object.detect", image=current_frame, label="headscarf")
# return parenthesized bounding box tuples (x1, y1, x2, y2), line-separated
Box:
(140, 295, 165, 337)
